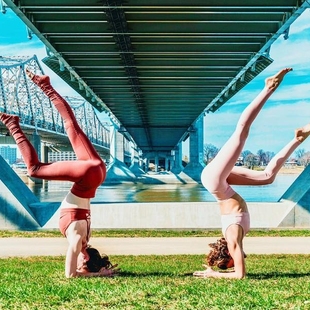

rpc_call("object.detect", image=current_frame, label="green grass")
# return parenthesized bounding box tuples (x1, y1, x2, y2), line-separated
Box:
(0, 254, 310, 309)
(1, 229, 310, 238)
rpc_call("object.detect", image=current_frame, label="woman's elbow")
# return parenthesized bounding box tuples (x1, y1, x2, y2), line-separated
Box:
(65, 271, 77, 278)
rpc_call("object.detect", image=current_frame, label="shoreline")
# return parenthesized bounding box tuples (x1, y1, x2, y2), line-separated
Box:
(275, 166, 303, 175)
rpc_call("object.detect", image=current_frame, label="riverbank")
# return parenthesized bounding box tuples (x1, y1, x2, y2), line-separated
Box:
(278, 166, 304, 174)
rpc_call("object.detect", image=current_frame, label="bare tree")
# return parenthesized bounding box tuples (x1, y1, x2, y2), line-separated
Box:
(244, 153, 258, 170)
(257, 149, 266, 166)
(203, 143, 219, 164)
(242, 150, 251, 160)
(295, 148, 306, 165)
(265, 151, 275, 165)
(299, 151, 310, 167)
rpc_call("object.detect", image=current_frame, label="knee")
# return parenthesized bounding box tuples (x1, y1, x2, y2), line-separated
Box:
(201, 168, 218, 192)
(260, 171, 276, 185)
(264, 174, 276, 185)
(27, 165, 40, 177)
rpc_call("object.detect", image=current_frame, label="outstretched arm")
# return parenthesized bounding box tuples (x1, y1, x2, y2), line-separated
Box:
(76, 264, 120, 278)
(65, 234, 83, 278)
(193, 225, 246, 279)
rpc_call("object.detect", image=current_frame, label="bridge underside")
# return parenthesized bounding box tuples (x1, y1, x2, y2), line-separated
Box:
(3, 0, 309, 155)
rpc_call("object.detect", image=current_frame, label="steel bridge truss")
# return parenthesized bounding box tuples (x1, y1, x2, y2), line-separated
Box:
(0, 55, 110, 151)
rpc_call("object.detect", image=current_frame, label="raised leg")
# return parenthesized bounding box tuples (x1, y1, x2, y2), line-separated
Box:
(227, 123, 310, 185)
(201, 68, 292, 196)
(26, 69, 101, 162)
(0, 112, 102, 182)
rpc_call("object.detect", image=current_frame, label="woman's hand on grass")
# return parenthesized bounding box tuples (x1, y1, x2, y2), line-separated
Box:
(193, 265, 214, 278)
(98, 264, 120, 277)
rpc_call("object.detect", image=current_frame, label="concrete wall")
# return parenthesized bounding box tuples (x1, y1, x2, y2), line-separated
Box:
(0, 155, 39, 230)
(2, 153, 310, 230)
(40, 200, 301, 231)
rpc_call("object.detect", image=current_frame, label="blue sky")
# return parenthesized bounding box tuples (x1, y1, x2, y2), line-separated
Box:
(1, 8, 310, 156)
(203, 9, 310, 154)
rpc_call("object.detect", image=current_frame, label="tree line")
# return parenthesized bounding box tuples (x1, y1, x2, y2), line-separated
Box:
(203, 143, 310, 169)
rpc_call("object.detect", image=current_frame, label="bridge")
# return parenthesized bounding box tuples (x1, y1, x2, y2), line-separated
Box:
(2, 1, 310, 231)
(0, 55, 136, 171)
(2, 0, 310, 180)
(0, 55, 111, 153)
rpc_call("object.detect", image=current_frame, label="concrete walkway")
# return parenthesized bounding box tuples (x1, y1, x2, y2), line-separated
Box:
(0, 237, 309, 258)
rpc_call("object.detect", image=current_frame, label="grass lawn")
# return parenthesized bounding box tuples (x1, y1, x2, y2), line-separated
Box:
(1, 230, 310, 309)
(1, 229, 310, 238)
(0, 254, 310, 309)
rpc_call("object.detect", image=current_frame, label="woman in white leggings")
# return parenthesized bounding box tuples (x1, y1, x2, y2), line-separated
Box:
(194, 68, 310, 279)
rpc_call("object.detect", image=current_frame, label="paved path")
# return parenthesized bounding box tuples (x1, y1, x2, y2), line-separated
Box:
(0, 237, 310, 257)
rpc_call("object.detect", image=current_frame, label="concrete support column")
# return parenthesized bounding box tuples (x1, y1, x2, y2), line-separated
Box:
(155, 154, 159, 173)
(130, 143, 145, 176)
(165, 157, 169, 171)
(279, 164, 310, 227)
(41, 144, 49, 163)
(28, 131, 42, 184)
(31, 131, 41, 161)
(105, 124, 136, 183)
(171, 144, 183, 174)
(181, 115, 204, 182)
(145, 158, 149, 173)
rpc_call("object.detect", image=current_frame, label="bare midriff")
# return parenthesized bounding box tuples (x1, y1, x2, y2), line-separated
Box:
(218, 192, 248, 215)
(60, 191, 91, 210)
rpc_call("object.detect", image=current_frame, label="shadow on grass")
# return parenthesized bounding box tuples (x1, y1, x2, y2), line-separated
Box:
(247, 272, 310, 279)
(118, 271, 310, 279)
(117, 271, 195, 277)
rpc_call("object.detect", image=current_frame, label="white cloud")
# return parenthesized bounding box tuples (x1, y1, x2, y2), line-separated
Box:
(286, 9, 310, 35)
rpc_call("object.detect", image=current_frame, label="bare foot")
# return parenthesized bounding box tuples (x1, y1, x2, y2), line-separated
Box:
(26, 68, 51, 88)
(25, 68, 34, 79)
(295, 124, 310, 142)
(265, 68, 292, 91)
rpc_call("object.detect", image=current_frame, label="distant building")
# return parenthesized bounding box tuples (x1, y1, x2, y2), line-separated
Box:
(284, 160, 298, 168)
(48, 151, 77, 162)
(235, 156, 244, 166)
(0, 145, 17, 164)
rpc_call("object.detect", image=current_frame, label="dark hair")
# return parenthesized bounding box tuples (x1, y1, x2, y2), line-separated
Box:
(206, 238, 232, 270)
(85, 247, 112, 272)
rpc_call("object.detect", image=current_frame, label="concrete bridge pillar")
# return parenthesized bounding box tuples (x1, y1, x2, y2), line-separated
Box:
(180, 116, 204, 182)
(278, 164, 310, 227)
(165, 157, 169, 171)
(28, 131, 43, 185)
(105, 124, 136, 183)
(171, 145, 183, 174)
(41, 143, 49, 163)
(145, 158, 149, 172)
(155, 154, 159, 172)
(130, 144, 145, 176)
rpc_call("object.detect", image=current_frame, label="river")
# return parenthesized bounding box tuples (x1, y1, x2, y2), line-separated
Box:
(27, 173, 300, 203)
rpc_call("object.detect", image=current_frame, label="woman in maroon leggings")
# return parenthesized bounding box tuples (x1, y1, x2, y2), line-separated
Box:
(193, 67, 310, 279)
(0, 70, 118, 278)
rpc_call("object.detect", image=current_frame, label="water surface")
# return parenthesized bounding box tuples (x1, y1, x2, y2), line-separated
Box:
(29, 173, 300, 203)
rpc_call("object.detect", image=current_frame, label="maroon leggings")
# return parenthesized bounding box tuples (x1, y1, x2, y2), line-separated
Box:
(5, 76, 106, 198)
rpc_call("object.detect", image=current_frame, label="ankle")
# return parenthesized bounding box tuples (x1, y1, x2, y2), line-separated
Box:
(264, 68, 292, 91)
(295, 125, 310, 143)
(26, 69, 53, 93)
